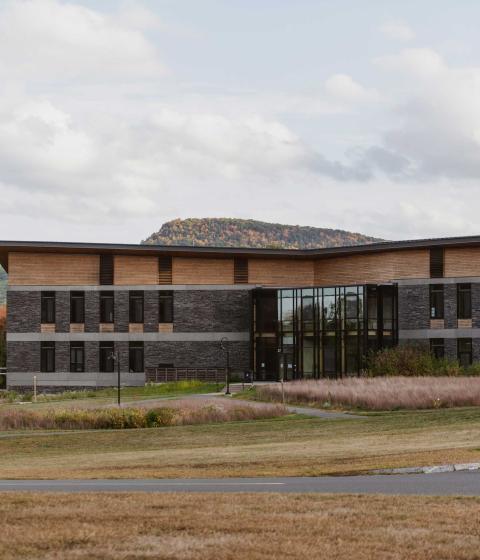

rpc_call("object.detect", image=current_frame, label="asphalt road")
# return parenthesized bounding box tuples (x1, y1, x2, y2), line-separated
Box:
(0, 473, 479, 495)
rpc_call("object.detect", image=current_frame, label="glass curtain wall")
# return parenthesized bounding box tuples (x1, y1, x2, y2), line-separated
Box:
(254, 284, 397, 379)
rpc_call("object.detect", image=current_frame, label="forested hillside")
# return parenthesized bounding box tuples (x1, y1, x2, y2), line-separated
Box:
(143, 218, 381, 249)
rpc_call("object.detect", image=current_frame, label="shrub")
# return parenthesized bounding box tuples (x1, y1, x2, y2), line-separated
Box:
(366, 345, 463, 377)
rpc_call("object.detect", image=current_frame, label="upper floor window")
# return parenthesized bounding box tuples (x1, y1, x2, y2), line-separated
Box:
(457, 284, 472, 320)
(129, 291, 144, 323)
(70, 341, 85, 373)
(159, 291, 174, 323)
(40, 341, 55, 372)
(100, 291, 114, 323)
(430, 285, 444, 319)
(41, 291, 55, 324)
(70, 291, 85, 323)
(458, 338, 472, 367)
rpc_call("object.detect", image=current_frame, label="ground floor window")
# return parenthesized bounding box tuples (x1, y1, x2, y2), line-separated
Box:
(430, 338, 445, 359)
(70, 342, 85, 373)
(457, 338, 472, 367)
(99, 341, 114, 373)
(129, 342, 144, 373)
(40, 341, 55, 372)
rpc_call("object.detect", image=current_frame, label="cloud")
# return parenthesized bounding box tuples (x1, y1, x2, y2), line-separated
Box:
(380, 20, 415, 42)
(324, 74, 380, 104)
(0, 0, 165, 84)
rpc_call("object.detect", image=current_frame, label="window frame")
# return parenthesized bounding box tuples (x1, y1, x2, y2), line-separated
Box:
(41, 291, 56, 324)
(457, 338, 473, 367)
(70, 291, 85, 324)
(40, 341, 55, 372)
(99, 341, 114, 373)
(430, 284, 444, 319)
(430, 338, 445, 360)
(159, 291, 174, 323)
(70, 342, 85, 373)
(100, 291, 115, 324)
(457, 283, 472, 320)
(129, 291, 144, 324)
(129, 342, 144, 373)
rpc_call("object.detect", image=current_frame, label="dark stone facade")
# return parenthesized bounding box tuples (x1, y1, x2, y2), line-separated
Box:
(398, 285, 429, 330)
(7, 291, 40, 333)
(6, 288, 252, 386)
(173, 290, 251, 332)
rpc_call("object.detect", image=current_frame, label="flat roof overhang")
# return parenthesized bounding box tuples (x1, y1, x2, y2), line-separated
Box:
(2, 234, 480, 272)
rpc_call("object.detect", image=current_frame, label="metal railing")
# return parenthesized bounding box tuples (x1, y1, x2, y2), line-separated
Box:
(145, 367, 227, 384)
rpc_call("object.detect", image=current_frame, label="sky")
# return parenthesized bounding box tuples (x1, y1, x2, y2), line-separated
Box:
(1, 0, 480, 243)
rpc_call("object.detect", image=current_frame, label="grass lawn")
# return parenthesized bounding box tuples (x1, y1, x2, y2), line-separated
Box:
(1, 407, 480, 479)
(0, 381, 220, 410)
(1, 492, 479, 559)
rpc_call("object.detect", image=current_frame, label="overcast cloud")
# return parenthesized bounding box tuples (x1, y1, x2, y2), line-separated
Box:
(1, 0, 480, 242)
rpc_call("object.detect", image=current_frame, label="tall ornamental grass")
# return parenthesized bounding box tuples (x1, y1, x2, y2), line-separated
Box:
(0, 401, 287, 431)
(257, 377, 480, 411)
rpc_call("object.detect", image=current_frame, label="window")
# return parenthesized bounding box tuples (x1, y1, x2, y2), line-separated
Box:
(159, 291, 174, 323)
(457, 284, 472, 320)
(234, 258, 248, 283)
(458, 338, 472, 367)
(100, 254, 114, 285)
(430, 338, 445, 359)
(70, 342, 85, 373)
(41, 292, 55, 324)
(129, 342, 144, 373)
(99, 341, 114, 373)
(70, 291, 85, 323)
(430, 247, 444, 278)
(430, 285, 444, 319)
(158, 256, 173, 284)
(129, 291, 144, 323)
(40, 341, 55, 372)
(100, 291, 114, 323)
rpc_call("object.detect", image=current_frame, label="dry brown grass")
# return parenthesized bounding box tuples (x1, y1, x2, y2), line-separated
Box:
(257, 377, 480, 410)
(0, 399, 287, 430)
(0, 492, 479, 559)
(1, 408, 480, 479)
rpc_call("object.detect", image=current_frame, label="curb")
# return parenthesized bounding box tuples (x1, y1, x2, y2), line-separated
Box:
(373, 462, 480, 475)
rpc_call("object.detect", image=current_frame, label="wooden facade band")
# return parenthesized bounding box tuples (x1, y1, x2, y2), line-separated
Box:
(158, 256, 173, 285)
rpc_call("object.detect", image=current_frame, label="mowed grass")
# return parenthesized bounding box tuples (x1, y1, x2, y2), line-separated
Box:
(0, 381, 220, 410)
(1, 407, 480, 479)
(1, 492, 479, 560)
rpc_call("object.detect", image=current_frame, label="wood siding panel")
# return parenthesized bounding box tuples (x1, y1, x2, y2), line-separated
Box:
(8, 253, 99, 286)
(314, 249, 430, 285)
(114, 256, 158, 285)
(248, 259, 314, 286)
(444, 248, 480, 277)
(172, 258, 234, 285)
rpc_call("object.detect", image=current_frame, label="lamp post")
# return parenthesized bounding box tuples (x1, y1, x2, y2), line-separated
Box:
(277, 347, 285, 404)
(220, 336, 230, 395)
(110, 350, 121, 406)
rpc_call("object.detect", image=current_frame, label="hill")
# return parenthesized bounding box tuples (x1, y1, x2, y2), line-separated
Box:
(142, 218, 381, 249)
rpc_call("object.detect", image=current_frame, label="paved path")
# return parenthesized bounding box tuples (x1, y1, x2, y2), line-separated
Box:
(0, 473, 479, 495)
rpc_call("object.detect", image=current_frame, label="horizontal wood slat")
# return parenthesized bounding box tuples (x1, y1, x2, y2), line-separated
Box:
(234, 258, 249, 284)
(172, 258, 234, 284)
(314, 250, 430, 285)
(248, 259, 314, 286)
(114, 256, 158, 285)
(8, 253, 100, 286)
(158, 256, 173, 285)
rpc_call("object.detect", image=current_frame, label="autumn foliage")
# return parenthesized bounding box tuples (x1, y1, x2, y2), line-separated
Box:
(143, 218, 381, 249)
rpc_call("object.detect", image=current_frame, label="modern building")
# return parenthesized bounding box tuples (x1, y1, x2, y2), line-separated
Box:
(1, 236, 479, 389)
